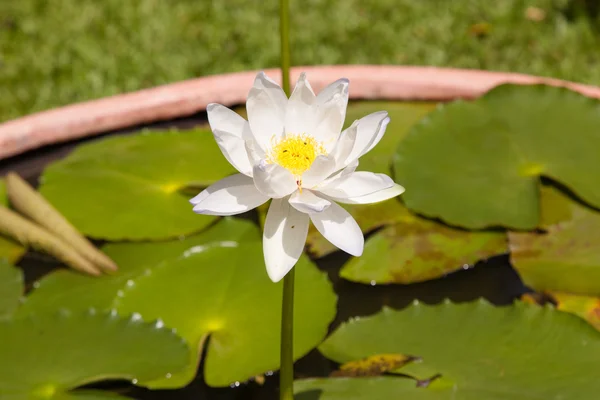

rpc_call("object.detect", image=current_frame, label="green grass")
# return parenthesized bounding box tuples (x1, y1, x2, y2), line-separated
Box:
(1, 0, 600, 122)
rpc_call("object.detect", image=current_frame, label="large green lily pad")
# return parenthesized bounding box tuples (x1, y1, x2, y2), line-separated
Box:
(114, 243, 336, 388)
(19, 217, 259, 316)
(38, 129, 236, 240)
(8, 391, 133, 400)
(20, 218, 337, 389)
(0, 311, 189, 399)
(295, 377, 421, 400)
(307, 199, 506, 284)
(307, 300, 600, 399)
(394, 84, 600, 230)
(306, 101, 505, 284)
(0, 180, 26, 263)
(344, 102, 436, 174)
(0, 260, 22, 319)
(509, 185, 600, 296)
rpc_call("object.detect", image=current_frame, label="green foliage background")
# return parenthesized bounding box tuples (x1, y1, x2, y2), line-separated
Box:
(2, 0, 600, 121)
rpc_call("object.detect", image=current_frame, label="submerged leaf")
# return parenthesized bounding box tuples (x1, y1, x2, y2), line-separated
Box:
(394, 84, 600, 229)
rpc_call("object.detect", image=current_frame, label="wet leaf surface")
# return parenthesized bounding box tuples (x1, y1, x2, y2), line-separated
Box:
(305, 300, 600, 399)
(38, 129, 236, 240)
(0, 311, 189, 399)
(114, 243, 336, 389)
(308, 199, 506, 284)
(0, 180, 26, 263)
(509, 185, 600, 295)
(19, 218, 260, 316)
(0, 260, 22, 319)
(19, 218, 337, 389)
(394, 84, 600, 229)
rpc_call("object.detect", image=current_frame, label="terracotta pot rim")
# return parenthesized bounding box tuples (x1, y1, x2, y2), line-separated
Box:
(1, 64, 600, 161)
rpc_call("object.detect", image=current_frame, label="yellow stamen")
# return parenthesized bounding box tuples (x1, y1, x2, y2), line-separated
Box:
(268, 134, 325, 177)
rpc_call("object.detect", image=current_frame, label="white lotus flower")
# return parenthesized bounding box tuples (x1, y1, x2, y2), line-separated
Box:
(190, 72, 404, 282)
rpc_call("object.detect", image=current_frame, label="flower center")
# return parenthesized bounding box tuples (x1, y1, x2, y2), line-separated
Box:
(269, 134, 325, 176)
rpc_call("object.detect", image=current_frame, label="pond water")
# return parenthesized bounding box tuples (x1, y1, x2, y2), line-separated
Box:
(0, 109, 529, 400)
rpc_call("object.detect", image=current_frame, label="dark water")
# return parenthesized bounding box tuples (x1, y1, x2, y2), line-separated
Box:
(0, 110, 529, 400)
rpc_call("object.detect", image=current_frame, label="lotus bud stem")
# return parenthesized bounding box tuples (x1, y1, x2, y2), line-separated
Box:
(0, 205, 101, 276)
(6, 172, 117, 272)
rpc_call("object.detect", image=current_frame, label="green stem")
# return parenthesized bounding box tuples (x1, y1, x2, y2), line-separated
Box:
(279, 0, 291, 96)
(279, 1, 294, 399)
(280, 267, 295, 400)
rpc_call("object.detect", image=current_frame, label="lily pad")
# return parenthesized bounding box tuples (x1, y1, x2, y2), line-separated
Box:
(114, 243, 336, 388)
(295, 377, 421, 399)
(13, 391, 132, 400)
(0, 180, 26, 263)
(0, 260, 22, 319)
(394, 84, 600, 229)
(509, 185, 600, 295)
(0, 311, 189, 399)
(308, 300, 600, 399)
(20, 217, 337, 389)
(305, 101, 506, 283)
(307, 199, 506, 284)
(38, 129, 236, 240)
(344, 102, 436, 174)
(549, 292, 600, 331)
(19, 217, 259, 316)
